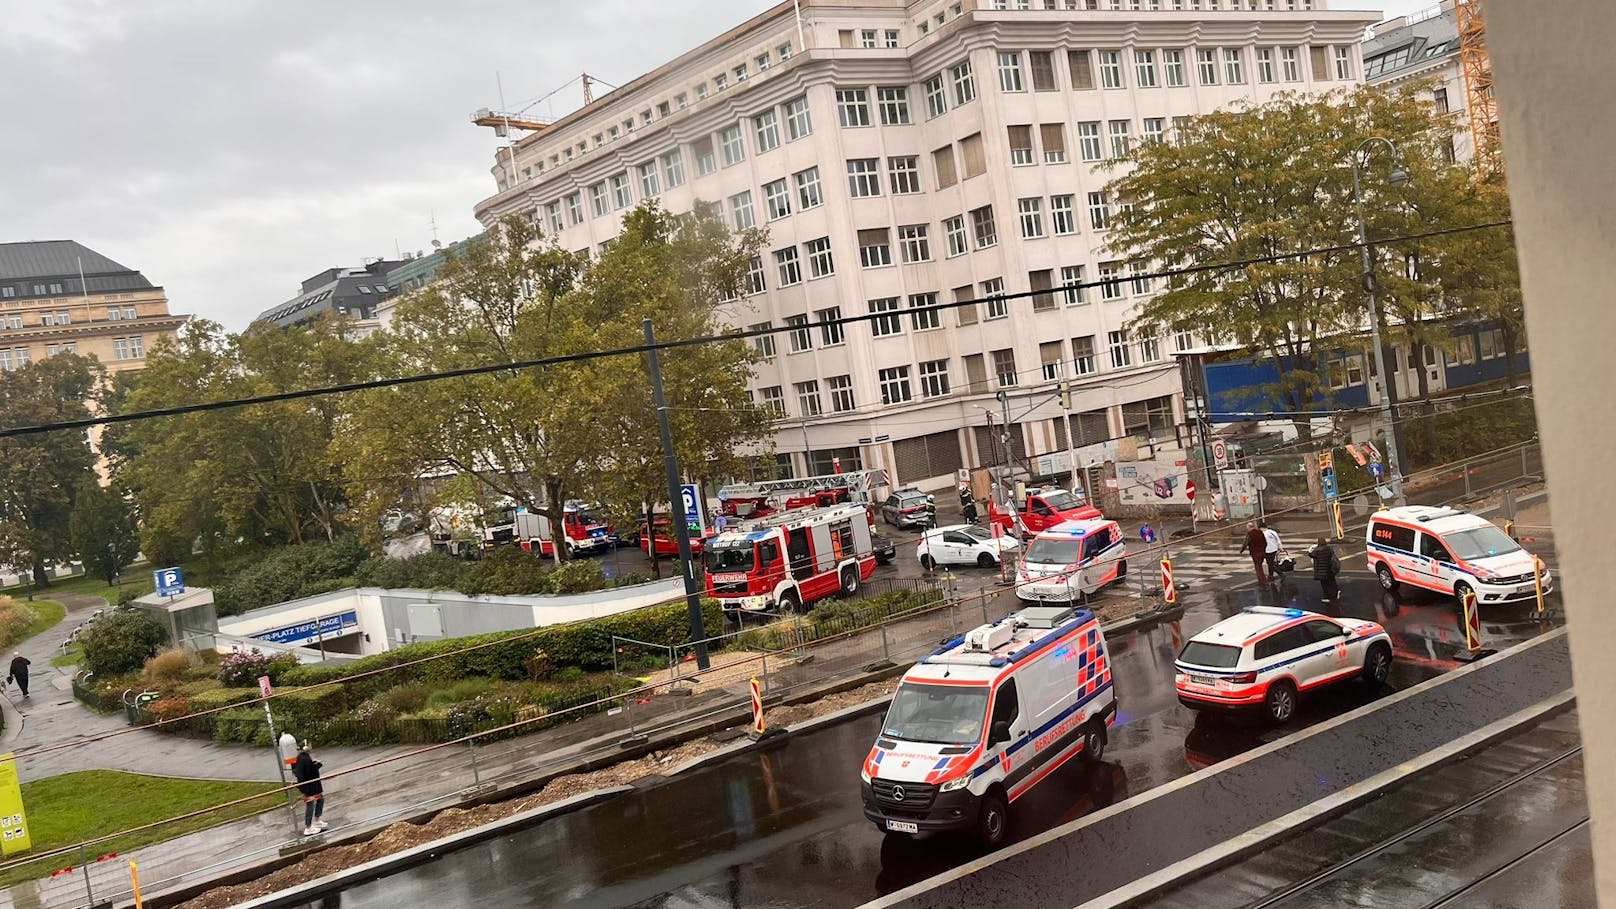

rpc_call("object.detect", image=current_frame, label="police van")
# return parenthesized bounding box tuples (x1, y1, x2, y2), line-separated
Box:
(861, 605, 1117, 847)
(1016, 518, 1128, 604)
(1365, 505, 1553, 605)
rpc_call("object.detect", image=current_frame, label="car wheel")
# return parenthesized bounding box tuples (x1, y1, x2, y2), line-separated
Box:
(976, 789, 1010, 849)
(840, 567, 859, 598)
(1376, 563, 1398, 593)
(1082, 722, 1108, 763)
(1264, 680, 1298, 723)
(779, 590, 801, 614)
(1454, 581, 1476, 606)
(1115, 559, 1128, 584)
(977, 552, 997, 569)
(1362, 642, 1393, 685)
(920, 554, 935, 571)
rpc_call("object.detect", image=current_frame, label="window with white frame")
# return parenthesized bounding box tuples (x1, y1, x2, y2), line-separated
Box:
(776, 247, 803, 286)
(859, 228, 893, 268)
(566, 193, 584, 224)
(1017, 198, 1046, 238)
(944, 215, 969, 257)
(785, 313, 812, 351)
(805, 236, 835, 278)
(885, 28, 900, 48)
(119, 336, 145, 359)
(1130, 260, 1153, 294)
(997, 51, 1026, 92)
(877, 86, 910, 125)
(720, 125, 746, 166)
(778, 42, 793, 61)
(860, 28, 878, 48)
(590, 183, 610, 217)
(795, 380, 823, 417)
(610, 172, 632, 208)
(1030, 50, 1057, 90)
(763, 178, 791, 219)
(817, 307, 844, 345)
(638, 161, 661, 198)
(1163, 49, 1186, 86)
(750, 323, 776, 358)
(982, 277, 1008, 319)
(1281, 46, 1301, 81)
(1108, 120, 1131, 158)
(950, 60, 976, 104)
(714, 73, 728, 92)
(919, 359, 951, 397)
(847, 158, 882, 197)
(897, 224, 931, 262)
(869, 297, 902, 336)
(992, 348, 1019, 387)
(1224, 47, 1246, 84)
(970, 205, 998, 248)
(1072, 335, 1097, 375)
(909, 292, 941, 330)
(1140, 335, 1162, 362)
(1098, 50, 1124, 88)
(1143, 117, 1166, 144)
(924, 73, 948, 118)
(887, 156, 922, 194)
(1008, 125, 1035, 165)
(794, 166, 824, 209)
(693, 137, 717, 175)
(746, 256, 767, 295)
(760, 385, 787, 416)
(1077, 121, 1103, 161)
(1088, 191, 1112, 230)
(729, 191, 756, 230)
(1174, 330, 1194, 352)
(1135, 49, 1159, 87)
(1040, 123, 1067, 163)
(1256, 47, 1276, 83)
(828, 374, 855, 412)
(785, 95, 813, 139)
(837, 88, 871, 127)
(754, 109, 781, 152)
(1108, 329, 1132, 368)
(1198, 48, 1219, 84)
(756, 52, 771, 72)
(1060, 265, 1086, 306)
(1334, 45, 1353, 81)
(1050, 195, 1078, 235)
(1099, 261, 1124, 300)
(879, 366, 913, 405)
(1040, 340, 1065, 380)
(545, 201, 564, 233)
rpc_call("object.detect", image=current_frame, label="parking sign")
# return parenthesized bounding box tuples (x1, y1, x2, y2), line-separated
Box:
(680, 484, 705, 535)
(154, 567, 185, 598)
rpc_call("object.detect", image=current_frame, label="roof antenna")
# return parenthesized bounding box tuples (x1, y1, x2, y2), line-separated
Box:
(430, 212, 442, 250)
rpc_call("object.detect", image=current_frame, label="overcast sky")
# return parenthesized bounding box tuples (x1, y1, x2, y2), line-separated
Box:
(0, 0, 1429, 330)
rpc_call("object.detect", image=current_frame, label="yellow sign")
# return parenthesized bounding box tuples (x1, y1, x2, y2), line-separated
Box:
(0, 753, 32, 856)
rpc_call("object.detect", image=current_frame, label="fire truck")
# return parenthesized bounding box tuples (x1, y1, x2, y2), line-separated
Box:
(703, 503, 878, 616)
(717, 469, 887, 524)
(989, 486, 1103, 539)
(509, 503, 614, 557)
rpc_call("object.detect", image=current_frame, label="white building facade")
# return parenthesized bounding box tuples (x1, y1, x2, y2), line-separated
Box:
(473, 0, 1378, 491)
(1363, 1, 1468, 163)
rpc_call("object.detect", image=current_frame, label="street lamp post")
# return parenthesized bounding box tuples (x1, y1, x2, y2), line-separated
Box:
(1351, 136, 1412, 506)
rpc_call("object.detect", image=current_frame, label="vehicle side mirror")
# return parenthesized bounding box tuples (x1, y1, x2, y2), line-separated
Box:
(989, 720, 1012, 746)
(1341, 626, 1353, 636)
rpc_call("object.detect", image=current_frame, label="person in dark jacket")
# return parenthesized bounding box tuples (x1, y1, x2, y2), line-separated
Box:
(959, 485, 979, 525)
(7, 652, 29, 698)
(291, 740, 328, 835)
(1238, 522, 1269, 586)
(1310, 537, 1343, 603)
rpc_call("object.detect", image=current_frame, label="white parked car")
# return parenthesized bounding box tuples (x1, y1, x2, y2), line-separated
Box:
(916, 524, 1020, 570)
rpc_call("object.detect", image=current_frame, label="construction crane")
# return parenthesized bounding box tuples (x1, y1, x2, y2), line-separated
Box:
(1456, 0, 1501, 173)
(469, 108, 552, 137)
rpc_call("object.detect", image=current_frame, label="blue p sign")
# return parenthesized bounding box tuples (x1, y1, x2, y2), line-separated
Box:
(154, 567, 186, 597)
(680, 484, 705, 534)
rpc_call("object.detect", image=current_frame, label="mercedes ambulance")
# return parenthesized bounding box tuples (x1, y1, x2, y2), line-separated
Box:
(861, 605, 1118, 847)
(1016, 518, 1128, 604)
(1365, 505, 1553, 604)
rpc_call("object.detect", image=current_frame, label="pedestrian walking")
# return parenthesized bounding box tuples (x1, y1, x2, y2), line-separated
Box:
(960, 485, 979, 525)
(1310, 537, 1343, 603)
(1261, 520, 1284, 579)
(1239, 521, 1270, 586)
(7, 651, 30, 698)
(291, 740, 328, 836)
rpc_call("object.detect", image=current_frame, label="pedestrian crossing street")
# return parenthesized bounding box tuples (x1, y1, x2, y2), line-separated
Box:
(1156, 545, 1271, 592)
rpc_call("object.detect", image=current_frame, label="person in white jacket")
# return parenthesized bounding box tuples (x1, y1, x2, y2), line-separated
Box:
(1260, 521, 1284, 579)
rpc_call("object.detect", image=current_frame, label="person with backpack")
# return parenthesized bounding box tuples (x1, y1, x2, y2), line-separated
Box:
(291, 740, 328, 836)
(1310, 537, 1343, 603)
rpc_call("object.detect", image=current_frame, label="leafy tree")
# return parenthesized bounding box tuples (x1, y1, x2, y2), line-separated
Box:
(0, 354, 99, 587)
(80, 608, 170, 676)
(69, 477, 140, 586)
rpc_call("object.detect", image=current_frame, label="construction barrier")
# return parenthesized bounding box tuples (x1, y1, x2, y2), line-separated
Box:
(1160, 557, 1176, 605)
(1331, 501, 1345, 540)
(749, 677, 765, 739)
(1462, 589, 1483, 654)
(1534, 556, 1547, 618)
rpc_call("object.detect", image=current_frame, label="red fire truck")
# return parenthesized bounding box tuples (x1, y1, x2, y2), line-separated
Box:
(510, 503, 614, 557)
(989, 487, 1103, 539)
(717, 470, 886, 524)
(703, 503, 878, 616)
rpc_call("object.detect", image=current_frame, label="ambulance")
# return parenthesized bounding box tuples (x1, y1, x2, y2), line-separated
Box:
(1364, 505, 1553, 605)
(1015, 518, 1128, 604)
(861, 605, 1118, 847)
(702, 503, 877, 615)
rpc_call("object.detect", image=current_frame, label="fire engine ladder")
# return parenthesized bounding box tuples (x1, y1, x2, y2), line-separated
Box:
(719, 468, 889, 503)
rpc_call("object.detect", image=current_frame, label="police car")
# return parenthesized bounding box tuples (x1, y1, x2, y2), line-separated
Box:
(1175, 606, 1393, 723)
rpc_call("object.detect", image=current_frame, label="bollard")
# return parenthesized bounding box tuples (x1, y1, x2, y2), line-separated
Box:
(1463, 462, 1472, 497)
(468, 738, 481, 787)
(130, 859, 144, 909)
(760, 651, 769, 694)
(879, 624, 892, 664)
(81, 842, 94, 908)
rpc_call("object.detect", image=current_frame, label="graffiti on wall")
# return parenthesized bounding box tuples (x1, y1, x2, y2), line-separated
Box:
(1115, 457, 1194, 506)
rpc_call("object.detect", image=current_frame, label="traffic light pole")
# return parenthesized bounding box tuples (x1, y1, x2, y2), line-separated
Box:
(644, 319, 710, 670)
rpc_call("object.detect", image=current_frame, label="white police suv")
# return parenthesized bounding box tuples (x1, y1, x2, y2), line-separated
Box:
(1175, 606, 1393, 723)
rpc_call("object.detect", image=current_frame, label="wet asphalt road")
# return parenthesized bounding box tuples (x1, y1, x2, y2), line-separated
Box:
(297, 567, 1563, 909)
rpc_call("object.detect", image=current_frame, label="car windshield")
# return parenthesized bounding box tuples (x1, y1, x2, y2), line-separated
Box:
(1443, 526, 1522, 561)
(1180, 641, 1242, 668)
(1025, 536, 1082, 564)
(899, 494, 928, 507)
(882, 683, 990, 745)
(575, 510, 603, 526)
(961, 525, 994, 541)
(1041, 490, 1082, 512)
(704, 543, 755, 571)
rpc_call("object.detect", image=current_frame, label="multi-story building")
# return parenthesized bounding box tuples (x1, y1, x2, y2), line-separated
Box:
(1363, 1, 1468, 163)
(253, 259, 404, 334)
(0, 240, 188, 375)
(473, 0, 1378, 491)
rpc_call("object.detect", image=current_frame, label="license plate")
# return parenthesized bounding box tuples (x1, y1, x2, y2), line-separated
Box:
(1191, 674, 1215, 686)
(885, 820, 919, 833)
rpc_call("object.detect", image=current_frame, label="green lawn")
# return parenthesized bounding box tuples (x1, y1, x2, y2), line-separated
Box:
(50, 641, 82, 668)
(20, 601, 65, 642)
(0, 571, 141, 602)
(0, 771, 281, 887)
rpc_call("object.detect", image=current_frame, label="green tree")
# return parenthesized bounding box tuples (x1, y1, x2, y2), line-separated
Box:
(69, 477, 140, 586)
(0, 354, 100, 587)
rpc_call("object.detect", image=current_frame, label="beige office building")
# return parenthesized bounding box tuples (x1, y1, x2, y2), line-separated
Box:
(474, 0, 1378, 489)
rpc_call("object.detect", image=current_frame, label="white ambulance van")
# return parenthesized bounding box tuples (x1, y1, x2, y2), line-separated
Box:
(861, 605, 1118, 847)
(1365, 505, 1554, 605)
(1016, 518, 1128, 604)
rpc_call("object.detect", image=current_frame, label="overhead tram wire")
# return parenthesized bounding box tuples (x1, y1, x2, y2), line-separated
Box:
(0, 219, 1512, 440)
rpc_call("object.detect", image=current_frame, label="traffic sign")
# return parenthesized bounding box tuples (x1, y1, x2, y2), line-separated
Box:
(1368, 461, 1384, 479)
(153, 567, 185, 598)
(1160, 558, 1176, 605)
(1319, 451, 1333, 472)
(1211, 439, 1228, 468)
(258, 676, 273, 699)
(1322, 472, 1339, 499)
(1185, 479, 1196, 502)
(679, 483, 705, 535)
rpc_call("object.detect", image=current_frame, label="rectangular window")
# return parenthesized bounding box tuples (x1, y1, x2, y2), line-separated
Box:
(729, 191, 756, 230)
(847, 158, 882, 197)
(898, 224, 932, 262)
(746, 256, 767, 295)
(1017, 197, 1046, 238)
(879, 366, 913, 405)
(860, 29, 878, 49)
(997, 51, 1026, 92)
(1099, 261, 1123, 299)
(859, 228, 893, 268)
(610, 172, 633, 208)
(785, 313, 812, 352)
(1040, 340, 1065, 380)
(566, 192, 584, 224)
(57, 310, 70, 325)
(1088, 191, 1112, 231)
(1050, 195, 1077, 235)
(776, 248, 803, 286)
(1163, 49, 1186, 86)
(754, 109, 781, 152)
(795, 166, 824, 208)
(961, 132, 987, 178)
(1310, 45, 1329, 80)
(837, 88, 871, 127)
(1198, 48, 1219, 85)
(720, 125, 746, 166)
(924, 73, 949, 119)
(714, 73, 728, 92)
(1029, 269, 1056, 312)
(1108, 120, 1131, 158)
(805, 236, 835, 278)
(817, 307, 844, 345)
(1140, 335, 1163, 362)
(795, 381, 823, 417)
(1224, 47, 1245, 84)
(1282, 47, 1301, 82)
(932, 145, 959, 188)
(888, 156, 922, 194)
(638, 161, 661, 198)
(828, 374, 855, 412)
(763, 178, 791, 219)
(1174, 331, 1194, 353)
(1098, 50, 1124, 88)
(909, 292, 941, 331)
(877, 86, 911, 125)
(750, 323, 776, 358)
(919, 359, 951, 398)
(992, 348, 1019, 387)
(1334, 45, 1353, 81)
(1069, 49, 1095, 90)
(950, 60, 976, 105)
(756, 52, 771, 73)
(1038, 123, 1068, 164)
(779, 42, 793, 61)
(1061, 265, 1086, 306)
(869, 297, 903, 337)
(954, 285, 979, 327)
(545, 201, 564, 233)
(694, 137, 717, 176)
(1008, 125, 1035, 165)
(1257, 48, 1276, 83)
(982, 277, 1008, 319)
(971, 205, 998, 248)
(1109, 329, 1132, 368)
(1029, 51, 1057, 91)
(1072, 335, 1097, 375)
(1077, 121, 1103, 161)
(785, 95, 813, 139)
(1135, 49, 1159, 87)
(885, 28, 901, 48)
(107, 306, 122, 321)
(964, 353, 988, 393)
(760, 386, 787, 417)
(1130, 260, 1153, 295)
(590, 182, 610, 217)
(1143, 117, 1166, 144)
(944, 215, 969, 257)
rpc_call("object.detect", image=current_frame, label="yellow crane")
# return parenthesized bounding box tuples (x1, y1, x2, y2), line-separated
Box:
(1456, 0, 1500, 173)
